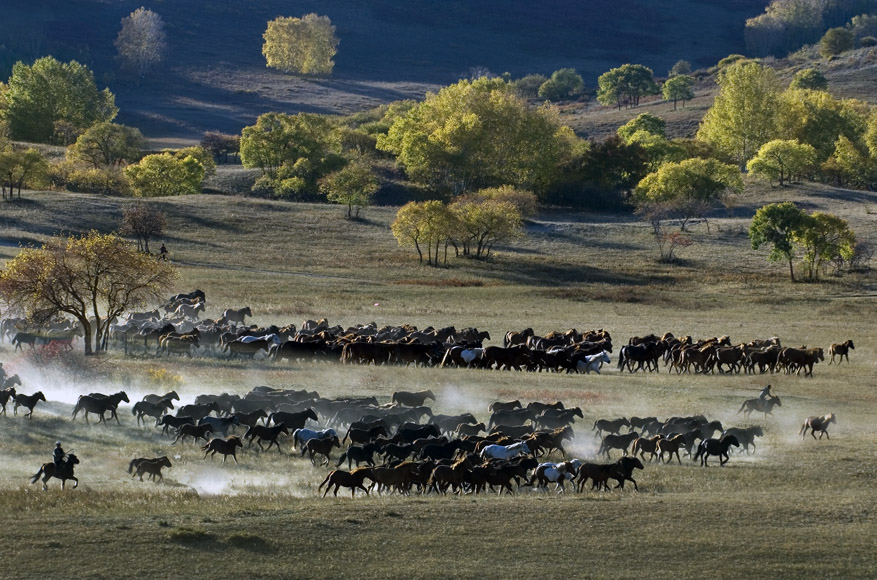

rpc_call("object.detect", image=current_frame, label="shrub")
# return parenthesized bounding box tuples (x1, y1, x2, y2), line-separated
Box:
(860, 36, 877, 47)
(514, 74, 548, 99)
(819, 27, 855, 59)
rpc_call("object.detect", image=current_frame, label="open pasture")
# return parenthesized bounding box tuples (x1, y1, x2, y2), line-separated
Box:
(0, 187, 875, 578)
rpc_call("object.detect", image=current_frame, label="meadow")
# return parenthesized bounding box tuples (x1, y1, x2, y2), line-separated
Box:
(0, 184, 875, 579)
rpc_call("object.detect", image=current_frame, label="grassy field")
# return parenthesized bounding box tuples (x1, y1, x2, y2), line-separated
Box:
(0, 185, 876, 578)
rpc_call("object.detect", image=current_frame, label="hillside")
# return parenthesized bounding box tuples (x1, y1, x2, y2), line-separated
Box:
(1, 0, 768, 140)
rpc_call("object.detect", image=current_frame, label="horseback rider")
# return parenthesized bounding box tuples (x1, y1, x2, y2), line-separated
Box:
(158, 243, 169, 261)
(53, 441, 66, 475)
(759, 384, 773, 400)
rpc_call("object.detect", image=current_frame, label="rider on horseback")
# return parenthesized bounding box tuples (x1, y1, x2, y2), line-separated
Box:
(53, 441, 66, 475)
(759, 384, 772, 400)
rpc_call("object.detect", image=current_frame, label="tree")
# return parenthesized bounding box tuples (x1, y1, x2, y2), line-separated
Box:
(662, 75, 695, 110)
(625, 130, 688, 172)
(239, 112, 340, 198)
(2, 57, 117, 143)
(778, 88, 870, 162)
(0, 231, 176, 355)
(789, 68, 828, 91)
(114, 7, 167, 78)
(617, 113, 666, 142)
(749, 202, 808, 281)
(669, 60, 692, 77)
(825, 134, 877, 190)
(514, 74, 548, 99)
(746, 139, 817, 185)
(391, 201, 456, 265)
(172, 146, 215, 177)
(795, 212, 856, 279)
(697, 62, 781, 170)
(125, 153, 205, 197)
(319, 159, 380, 218)
(634, 157, 743, 230)
(120, 203, 167, 254)
(262, 14, 339, 75)
(537, 68, 584, 101)
(377, 77, 576, 196)
(449, 194, 523, 258)
(67, 122, 144, 169)
(200, 131, 240, 163)
(819, 27, 855, 58)
(597, 64, 660, 109)
(0, 148, 49, 199)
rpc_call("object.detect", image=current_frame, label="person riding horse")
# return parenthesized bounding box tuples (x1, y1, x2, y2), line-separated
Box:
(53, 441, 66, 475)
(158, 244, 169, 261)
(759, 384, 772, 401)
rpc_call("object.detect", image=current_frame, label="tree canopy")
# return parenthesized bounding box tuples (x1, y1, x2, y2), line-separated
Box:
(391, 200, 455, 265)
(377, 77, 577, 196)
(120, 203, 167, 254)
(114, 7, 167, 78)
(789, 68, 828, 91)
(746, 139, 817, 185)
(749, 202, 808, 281)
(67, 122, 144, 169)
(819, 27, 855, 58)
(537, 68, 584, 101)
(596, 64, 660, 109)
(262, 14, 339, 75)
(662, 75, 695, 110)
(0, 231, 176, 354)
(319, 159, 380, 218)
(2, 57, 117, 144)
(125, 153, 205, 197)
(697, 62, 781, 170)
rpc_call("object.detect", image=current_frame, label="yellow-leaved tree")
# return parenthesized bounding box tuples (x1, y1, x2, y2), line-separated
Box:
(262, 14, 339, 75)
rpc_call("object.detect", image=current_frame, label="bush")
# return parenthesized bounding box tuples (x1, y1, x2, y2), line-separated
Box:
(790, 68, 828, 90)
(860, 36, 877, 47)
(514, 74, 548, 99)
(47, 161, 131, 195)
(537, 68, 584, 101)
(717, 54, 748, 69)
(819, 27, 855, 59)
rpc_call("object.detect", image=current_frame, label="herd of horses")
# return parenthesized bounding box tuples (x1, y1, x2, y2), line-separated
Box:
(8, 375, 839, 493)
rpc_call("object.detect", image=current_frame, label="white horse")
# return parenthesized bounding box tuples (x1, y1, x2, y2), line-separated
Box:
(480, 441, 531, 461)
(239, 333, 281, 344)
(291, 428, 338, 450)
(577, 351, 611, 374)
(532, 459, 583, 492)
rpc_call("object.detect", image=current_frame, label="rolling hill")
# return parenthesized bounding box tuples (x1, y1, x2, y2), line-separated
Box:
(1, 0, 769, 140)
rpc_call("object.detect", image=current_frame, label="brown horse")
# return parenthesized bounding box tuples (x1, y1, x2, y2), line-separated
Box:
(737, 395, 781, 419)
(31, 453, 79, 490)
(656, 434, 686, 464)
(800, 413, 837, 440)
(828, 341, 854, 365)
(202, 435, 243, 464)
(391, 389, 436, 407)
(128, 456, 172, 481)
(0, 386, 17, 415)
(319, 468, 373, 497)
(302, 435, 341, 466)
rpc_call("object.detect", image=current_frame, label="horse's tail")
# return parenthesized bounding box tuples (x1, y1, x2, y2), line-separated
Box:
(131, 403, 139, 416)
(30, 465, 45, 484)
(128, 459, 137, 474)
(342, 427, 351, 445)
(798, 421, 808, 436)
(318, 471, 333, 491)
(736, 401, 747, 414)
(616, 347, 626, 370)
(336, 452, 347, 467)
(592, 420, 600, 432)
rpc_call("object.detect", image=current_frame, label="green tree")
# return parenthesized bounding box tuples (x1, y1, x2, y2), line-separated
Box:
(114, 7, 167, 78)
(749, 201, 808, 281)
(172, 146, 216, 177)
(377, 77, 576, 196)
(789, 68, 828, 91)
(617, 113, 666, 142)
(825, 134, 877, 190)
(537, 68, 584, 101)
(697, 62, 781, 170)
(262, 14, 339, 75)
(240, 112, 340, 198)
(634, 157, 742, 230)
(662, 75, 695, 110)
(597, 64, 660, 109)
(625, 130, 688, 172)
(319, 159, 380, 218)
(200, 131, 240, 164)
(67, 122, 144, 169)
(746, 139, 817, 185)
(2, 57, 117, 143)
(0, 231, 176, 354)
(513, 74, 548, 99)
(819, 27, 855, 58)
(0, 147, 48, 199)
(795, 211, 856, 279)
(448, 190, 526, 258)
(669, 60, 692, 76)
(778, 88, 869, 162)
(391, 200, 456, 265)
(125, 153, 205, 197)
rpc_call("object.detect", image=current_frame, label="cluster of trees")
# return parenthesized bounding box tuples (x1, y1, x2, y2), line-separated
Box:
(262, 14, 339, 75)
(750, 202, 857, 280)
(391, 186, 535, 265)
(745, 0, 877, 56)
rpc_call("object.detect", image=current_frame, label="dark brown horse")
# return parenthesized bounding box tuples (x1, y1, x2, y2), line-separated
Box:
(202, 435, 243, 463)
(737, 395, 781, 419)
(828, 340, 854, 365)
(128, 456, 172, 481)
(31, 453, 79, 490)
(302, 435, 341, 466)
(319, 467, 373, 497)
(391, 389, 436, 407)
(0, 385, 17, 415)
(73, 391, 129, 425)
(694, 435, 740, 466)
(13, 391, 46, 418)
(243, 423, 289, 451)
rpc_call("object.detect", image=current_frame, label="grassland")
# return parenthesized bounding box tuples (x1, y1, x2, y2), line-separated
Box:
(0, 183, 875, 578)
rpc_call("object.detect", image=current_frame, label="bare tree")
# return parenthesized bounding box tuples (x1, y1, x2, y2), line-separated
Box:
(115, 7, 167, 79)
(121, 203, 167, 254)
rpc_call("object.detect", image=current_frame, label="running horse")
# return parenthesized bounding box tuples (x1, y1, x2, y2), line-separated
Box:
(31, 453, 80, 490)
(72, 391, 130, 424)
(800, 413, 837, 440)
(219, 307, 252, 326)
(737, 395, 782, 419)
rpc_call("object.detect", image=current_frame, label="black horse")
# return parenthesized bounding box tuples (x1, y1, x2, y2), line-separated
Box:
(73, 391, 130, 424)
(31, 453, 80, 490)
(694, 435, 740, 466)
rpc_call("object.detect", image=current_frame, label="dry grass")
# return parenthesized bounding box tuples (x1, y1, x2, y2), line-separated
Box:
(0, 184, 875, 578)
